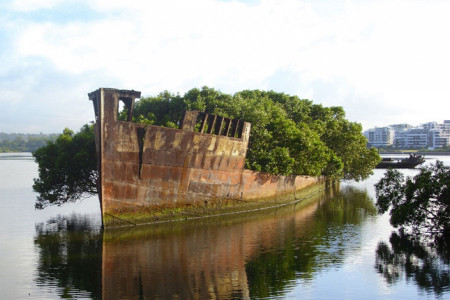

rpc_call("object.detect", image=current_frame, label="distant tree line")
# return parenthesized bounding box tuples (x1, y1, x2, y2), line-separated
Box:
(375, 145, 450, 153)
(0, 132, 57, 153)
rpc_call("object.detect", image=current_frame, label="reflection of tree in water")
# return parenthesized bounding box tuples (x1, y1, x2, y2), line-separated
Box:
(34, 214, 102, 299)
(246, 186, 377, 298)
(32, 187, 380, 299)
(375, 232, 450, 296)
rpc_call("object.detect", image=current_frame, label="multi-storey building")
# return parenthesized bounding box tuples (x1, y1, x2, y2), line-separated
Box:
(422, 121, 450, 149)
(428, 129, 449, 149)
(394, 128, 428, 149)
(364, 127, 394, 147)
(365, 120, 450, 149)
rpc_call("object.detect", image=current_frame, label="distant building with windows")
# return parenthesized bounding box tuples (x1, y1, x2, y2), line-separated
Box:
(394, 128, 428, 149)
(428, 129, 449, 149)
(364, 127, 394, 148)
(364, 120, 450, 149)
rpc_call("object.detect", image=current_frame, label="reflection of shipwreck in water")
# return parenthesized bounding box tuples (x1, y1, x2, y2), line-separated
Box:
(33, 189, 332, 299)
(101, 188, 335, 300)
(89, 88, 325, 227)
(35, 183, 384, 299)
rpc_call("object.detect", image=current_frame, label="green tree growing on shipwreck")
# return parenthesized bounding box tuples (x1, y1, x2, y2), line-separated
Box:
(33, 125, 98, 209)
(33, 87, 380, 208)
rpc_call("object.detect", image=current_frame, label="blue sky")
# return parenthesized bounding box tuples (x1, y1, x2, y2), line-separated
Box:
(1, 0, 450, 133)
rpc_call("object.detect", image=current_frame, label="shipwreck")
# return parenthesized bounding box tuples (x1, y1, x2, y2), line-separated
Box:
(89, 88, 326, 227)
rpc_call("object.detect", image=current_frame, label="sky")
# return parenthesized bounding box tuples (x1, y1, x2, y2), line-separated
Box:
(1, 0, 450, 133)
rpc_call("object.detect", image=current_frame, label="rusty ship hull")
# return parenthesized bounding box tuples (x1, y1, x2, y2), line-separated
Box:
(89, 88, 326, 227)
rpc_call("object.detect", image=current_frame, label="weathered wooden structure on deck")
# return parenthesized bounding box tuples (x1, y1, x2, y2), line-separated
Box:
(89, 88, 324, 227)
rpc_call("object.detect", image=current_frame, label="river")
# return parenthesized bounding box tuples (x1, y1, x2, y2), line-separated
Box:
(0, 153, 449, 299)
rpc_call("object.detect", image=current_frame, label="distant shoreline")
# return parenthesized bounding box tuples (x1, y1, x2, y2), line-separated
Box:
(380, 151, 450, 156)
(0, 151, 33, 154)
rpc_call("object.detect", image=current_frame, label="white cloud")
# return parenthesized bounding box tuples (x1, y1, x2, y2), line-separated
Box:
(14, 0, 322, 88)
(11, 0, 61, 11)
(2, 0, 450, 132)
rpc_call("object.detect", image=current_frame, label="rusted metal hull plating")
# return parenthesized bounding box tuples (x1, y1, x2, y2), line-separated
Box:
(89, 88, 322, 226)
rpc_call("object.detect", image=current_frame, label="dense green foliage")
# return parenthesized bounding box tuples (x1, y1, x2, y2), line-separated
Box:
(33, 87, 380, 207)
(33, 125, 98, 209)
(0, 133, 57, 152)
(375, 161, 450, 238)
(132, 87, 380, 180)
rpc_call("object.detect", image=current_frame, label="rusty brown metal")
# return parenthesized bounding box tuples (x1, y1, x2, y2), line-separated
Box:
(101, 187, 337, 299)
(89, 88, 323, 227)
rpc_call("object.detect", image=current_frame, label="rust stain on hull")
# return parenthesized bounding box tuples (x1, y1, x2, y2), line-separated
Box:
(89, 88, 324, 227)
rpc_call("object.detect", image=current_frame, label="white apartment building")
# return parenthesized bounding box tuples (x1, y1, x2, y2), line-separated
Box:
(365, 120, 450, 149)
(394, 128, 428, 149)
(422, 121, 450, 131)
(428, 129, 449, 149)
(421, 121, 450, 149)
(364, 127, 394, 147)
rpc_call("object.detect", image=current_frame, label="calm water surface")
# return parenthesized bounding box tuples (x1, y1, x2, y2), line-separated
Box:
(0, 153, 449, 299)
